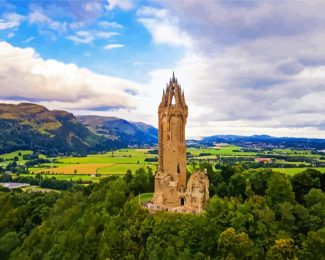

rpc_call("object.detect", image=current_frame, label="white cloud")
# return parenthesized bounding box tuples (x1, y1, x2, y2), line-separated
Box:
(28, 10, 68, 33)
(0, 12, 25, 30)
(22, 36, 34, 44)
(137, 53, 325, 138)
(157, 0, 325, 55)
(83, 1, 102, 13)
(104, 43, 124, 50)
(67, 31, 93, 44)
(136, 7, 192, 48)
(99, 21, 123, 29)
(106, 0, 133, 11)
(69, 21, 86, 30)
(67, 30, 119, 44)
(0, 41, 140, 112)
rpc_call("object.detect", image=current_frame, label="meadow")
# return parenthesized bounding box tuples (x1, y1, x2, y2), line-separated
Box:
(187, 145, 256, 156)
(36, 163, 113, 174)
(1, 146, 324, 182)
(30, 149, 158, 176)
(271, 167, 325, 175)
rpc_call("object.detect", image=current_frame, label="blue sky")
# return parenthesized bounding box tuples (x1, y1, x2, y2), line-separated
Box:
(0, 0, 325, 138)
(0, 0, 184, 82)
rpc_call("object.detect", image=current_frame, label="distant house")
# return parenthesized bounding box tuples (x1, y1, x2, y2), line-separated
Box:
(255, 158, 273, 163)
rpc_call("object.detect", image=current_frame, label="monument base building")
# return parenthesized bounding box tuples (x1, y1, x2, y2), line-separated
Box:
(149, 73, 209, 214)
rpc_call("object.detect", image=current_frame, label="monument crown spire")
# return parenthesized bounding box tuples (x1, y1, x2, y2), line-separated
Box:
(160, 72, 187, 109)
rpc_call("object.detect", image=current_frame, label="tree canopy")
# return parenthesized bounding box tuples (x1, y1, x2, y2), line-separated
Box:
(0, 165, 324, 259)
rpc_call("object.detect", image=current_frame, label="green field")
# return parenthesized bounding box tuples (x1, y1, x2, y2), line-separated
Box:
(59, 149, 156, 164)
(18, 173, 101, 182)
(27, 149, 157, 175)
(0, 150, 33, 160)
(2, 146, 324, 182)
(135, 193, 153, 203)
(271, 167, 325, 175)
(271, 149, 321, 158)
(187, 145, 257, 157)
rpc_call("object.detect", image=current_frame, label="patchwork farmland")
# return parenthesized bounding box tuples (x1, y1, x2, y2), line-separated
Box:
(1, 146, 324, 184)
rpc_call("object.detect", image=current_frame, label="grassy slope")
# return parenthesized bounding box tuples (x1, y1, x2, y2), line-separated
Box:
(134, 193, 154, 203)
(0, 150, 33, 162)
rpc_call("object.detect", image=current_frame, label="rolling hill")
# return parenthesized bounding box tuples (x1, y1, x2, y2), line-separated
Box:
(77, 115, 158, 146)
(0, 103, 122, 155)
(0, 103, 158, 155)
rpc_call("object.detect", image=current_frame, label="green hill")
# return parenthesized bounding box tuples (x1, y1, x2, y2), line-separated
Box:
(0, 103, 122, 155)
(0, 103, 158, 155)
(77, 115, 158, 147)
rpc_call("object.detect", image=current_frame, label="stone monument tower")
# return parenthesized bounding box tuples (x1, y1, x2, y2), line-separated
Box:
(151, 73, 209, 213)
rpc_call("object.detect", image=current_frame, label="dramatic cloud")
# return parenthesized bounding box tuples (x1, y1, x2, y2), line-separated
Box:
(159, 0, 325, 50)
(0, 41, 139, 112)
(136, 1, 325, 138)
(141, 57, 325, 138)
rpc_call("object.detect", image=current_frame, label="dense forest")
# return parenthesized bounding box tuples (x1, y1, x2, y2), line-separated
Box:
(0, 165, 324, 259)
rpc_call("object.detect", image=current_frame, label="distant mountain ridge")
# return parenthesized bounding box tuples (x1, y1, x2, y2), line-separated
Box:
(189, 134, 325, 150)
(77, 115, 158, 146)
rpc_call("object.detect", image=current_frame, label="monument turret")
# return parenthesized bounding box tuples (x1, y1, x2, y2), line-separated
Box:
(151, 73, 209, 213)
(158, 72, 188, 191)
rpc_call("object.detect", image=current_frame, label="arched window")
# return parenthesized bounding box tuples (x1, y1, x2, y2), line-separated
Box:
(171, 95, 176, 105)
(180, 197, 185, 206)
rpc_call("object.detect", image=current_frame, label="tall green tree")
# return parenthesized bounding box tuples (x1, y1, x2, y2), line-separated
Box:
(217, 228, 253, 259)
(265, 172, 295, 208)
